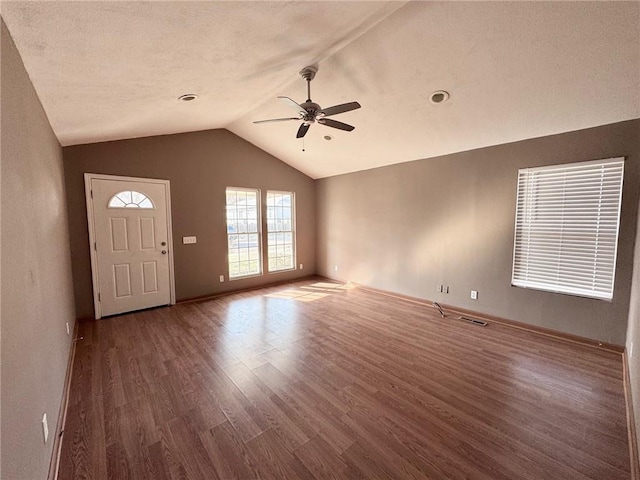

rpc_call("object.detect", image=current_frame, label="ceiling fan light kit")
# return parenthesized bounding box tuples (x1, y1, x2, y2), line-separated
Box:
(253, 65, 361, 139)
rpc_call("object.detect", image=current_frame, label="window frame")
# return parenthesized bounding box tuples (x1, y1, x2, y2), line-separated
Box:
(511, 157, 624, 301)
(225, 187, 263, 280)
(266, 190, 296, 273)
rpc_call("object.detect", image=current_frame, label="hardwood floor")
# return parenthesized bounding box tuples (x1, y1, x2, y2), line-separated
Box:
(58, 278, 631, 479)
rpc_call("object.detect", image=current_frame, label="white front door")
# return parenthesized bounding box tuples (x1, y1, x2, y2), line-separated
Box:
(87, 176, 174, 317)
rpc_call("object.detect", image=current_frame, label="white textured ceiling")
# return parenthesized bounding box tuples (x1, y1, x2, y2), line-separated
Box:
(2, 1, 639, 179)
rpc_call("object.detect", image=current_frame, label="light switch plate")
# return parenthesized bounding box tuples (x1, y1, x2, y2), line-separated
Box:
(471, 290, 478, 300)
(182, 236, 197, 244)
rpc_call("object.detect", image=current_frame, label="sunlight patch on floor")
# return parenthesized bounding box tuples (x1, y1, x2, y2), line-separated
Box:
(308, 282, 356, 291)
(264, 289, 329, 302)
(264, 282, 355, 302)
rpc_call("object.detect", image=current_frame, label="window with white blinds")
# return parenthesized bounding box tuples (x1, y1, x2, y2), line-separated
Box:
(511, 157, 624, 300)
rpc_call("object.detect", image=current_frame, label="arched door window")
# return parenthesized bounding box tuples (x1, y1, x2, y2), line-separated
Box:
(108, 191, 154, 209)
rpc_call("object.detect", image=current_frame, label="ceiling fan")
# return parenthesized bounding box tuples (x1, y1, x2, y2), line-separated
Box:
(253, 65, 361, 139)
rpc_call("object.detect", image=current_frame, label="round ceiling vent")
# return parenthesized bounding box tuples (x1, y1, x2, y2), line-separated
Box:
(178, 94, 198, 102)
(429, 90, 450, 104)
(323, 135, 333, 141)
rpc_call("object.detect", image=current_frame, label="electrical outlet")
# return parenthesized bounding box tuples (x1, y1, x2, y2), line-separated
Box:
(182, 236, 197, 244)
(219, 275, 224, 282)
(42, 413, 49, 444)
(334, 265, 339, 272)
(299, 263, 304, 270)
(66, 322, 70, 335)
(471, 290, 478, 300)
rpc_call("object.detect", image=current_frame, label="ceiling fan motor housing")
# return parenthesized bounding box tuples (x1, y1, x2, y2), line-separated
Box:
(301, 101, 321, 122)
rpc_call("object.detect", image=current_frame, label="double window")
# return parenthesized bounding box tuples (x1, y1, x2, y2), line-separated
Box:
(512, 158, 624, 300)
(225, 188, 296, 279)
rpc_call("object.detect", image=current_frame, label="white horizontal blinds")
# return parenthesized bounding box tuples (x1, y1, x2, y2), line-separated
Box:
(512, 158, 624, 300)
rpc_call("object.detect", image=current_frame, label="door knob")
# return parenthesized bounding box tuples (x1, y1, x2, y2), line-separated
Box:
(161, 250, 167, 255)
(161, 241, 166, 246)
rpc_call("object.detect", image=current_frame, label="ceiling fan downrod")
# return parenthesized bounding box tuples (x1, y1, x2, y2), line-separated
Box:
(299, 66, 317, 103)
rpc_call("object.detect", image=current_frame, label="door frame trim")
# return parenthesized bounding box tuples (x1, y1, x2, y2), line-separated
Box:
(84, 173, 177, 319)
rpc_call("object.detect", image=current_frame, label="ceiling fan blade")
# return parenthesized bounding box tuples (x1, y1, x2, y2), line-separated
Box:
(318, 101, 361, 117)
(318, 118, 355, 132)
(278, 96, 306, 115)
(253, 117, 300, 124)
(296, 123, 310, 138)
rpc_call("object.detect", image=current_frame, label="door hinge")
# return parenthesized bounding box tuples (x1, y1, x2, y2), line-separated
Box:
(90, 190, 93, 199)
(94, 242, 97, 251)
(98, 292, 101, 302)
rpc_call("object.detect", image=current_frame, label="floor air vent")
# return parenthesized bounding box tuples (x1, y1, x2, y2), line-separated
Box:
(458, 316, 488, 327)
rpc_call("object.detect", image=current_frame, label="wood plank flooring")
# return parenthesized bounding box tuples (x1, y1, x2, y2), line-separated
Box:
(58, 278, 631, 479)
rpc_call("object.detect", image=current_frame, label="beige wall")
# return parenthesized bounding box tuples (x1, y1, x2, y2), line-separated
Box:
(316, 120, 640, 345)
(1, 19, 77, 479)
(627, 192, 640, 460)
(63, 130, 316, 319)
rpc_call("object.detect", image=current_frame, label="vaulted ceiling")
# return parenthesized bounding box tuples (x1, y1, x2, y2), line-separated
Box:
(2, 1, 638, 178)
